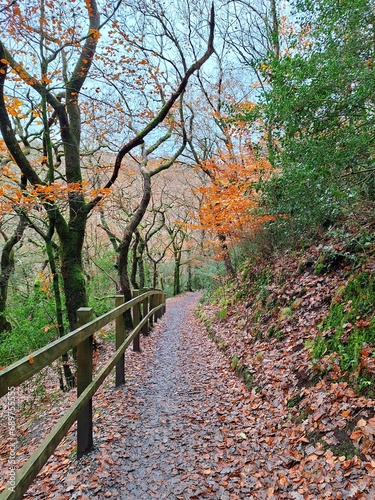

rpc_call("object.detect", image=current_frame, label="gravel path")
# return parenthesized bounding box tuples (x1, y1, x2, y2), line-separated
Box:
(95, 291, 253, 500)
(23, 292, 264, 499)
(50, 291, 257, 500)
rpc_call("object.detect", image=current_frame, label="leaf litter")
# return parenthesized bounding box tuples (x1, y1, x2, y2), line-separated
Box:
(0, 283, 374, 499)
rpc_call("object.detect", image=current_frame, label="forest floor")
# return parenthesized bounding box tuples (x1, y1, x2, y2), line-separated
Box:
(1, 282, 375, 498)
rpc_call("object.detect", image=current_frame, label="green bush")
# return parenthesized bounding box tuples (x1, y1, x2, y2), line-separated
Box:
(260, 164, 350, 243)
(0, 290, 61, 367)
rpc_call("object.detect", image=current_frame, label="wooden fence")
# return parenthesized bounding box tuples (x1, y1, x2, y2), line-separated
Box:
(0, 289, 166, 500)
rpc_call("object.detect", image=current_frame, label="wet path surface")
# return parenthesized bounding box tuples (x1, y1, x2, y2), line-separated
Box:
(26, 292, 265, 500)
(108, 292, 251, 499)
(82, 292, 258, 500)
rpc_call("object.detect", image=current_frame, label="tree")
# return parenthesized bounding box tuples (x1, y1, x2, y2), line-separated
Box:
(186, 85, 272, 275)
(0, 0, 214, 329)
(0, 211, 27, 333)
(218, 0, 284, 165)
(116, 102, 187, 306)
(262, 0, 375, 232)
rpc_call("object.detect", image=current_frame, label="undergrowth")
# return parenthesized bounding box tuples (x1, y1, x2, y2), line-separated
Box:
(312, 271, 375, 392)
(0, 291, 63, 367)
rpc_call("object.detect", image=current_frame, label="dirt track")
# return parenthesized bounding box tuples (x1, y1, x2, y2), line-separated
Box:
(24, 292, 259, 499)
(22, 291, 375, 499)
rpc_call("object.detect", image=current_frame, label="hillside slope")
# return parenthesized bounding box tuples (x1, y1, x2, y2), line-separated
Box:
(198, 210, 375, 496)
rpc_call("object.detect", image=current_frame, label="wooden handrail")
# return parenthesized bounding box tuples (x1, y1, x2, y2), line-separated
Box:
(0, 290, 161, 397)
(0, 289, 166, 500)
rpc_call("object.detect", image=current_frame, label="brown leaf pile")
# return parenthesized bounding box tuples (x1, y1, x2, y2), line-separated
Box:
(1, 219, 375, 499)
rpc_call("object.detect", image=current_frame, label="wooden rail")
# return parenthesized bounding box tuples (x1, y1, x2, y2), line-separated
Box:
(0, 289, 166, 500)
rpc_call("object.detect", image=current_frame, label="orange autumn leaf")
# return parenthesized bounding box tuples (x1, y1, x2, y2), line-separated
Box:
(350, 429, 363, 441)
(194, 152, 273, 241)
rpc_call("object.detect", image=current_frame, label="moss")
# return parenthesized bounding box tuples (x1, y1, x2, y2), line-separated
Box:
(313, 272, 375, 387)
(306, 424, 360, 460)
(231, 355, 239, 369)
(267, 325, 284, 340)
(231, 357, 259, 390)
(294, 407, 312, 424)
(217, 307, 228, 320)
(287, 392, 305, 408)
(313, 249, 347, 275)
(279, 307, 293, 321)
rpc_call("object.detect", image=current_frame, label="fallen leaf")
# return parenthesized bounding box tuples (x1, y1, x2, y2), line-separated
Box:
(350, 429, 363, 441)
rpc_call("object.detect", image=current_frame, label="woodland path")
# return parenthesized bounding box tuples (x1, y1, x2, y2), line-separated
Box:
(26, 292, 263, 500)
(23, 291, 373, 500)
(101, 290, 255, 500)
(82, 291, 256, 500)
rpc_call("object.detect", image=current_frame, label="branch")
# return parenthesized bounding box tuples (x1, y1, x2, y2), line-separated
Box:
(0, 56, 44, 186)
(87, 3, 215, 211)
(67, 0, 100, 95)
(89, 257, 119, 289)
(0, 0, 17, 14)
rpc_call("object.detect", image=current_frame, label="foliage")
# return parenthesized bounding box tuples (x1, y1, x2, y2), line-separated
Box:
(260, 0, 375, 241)
(0, 287, 63, 366)
(260, 162, 351, 240)
(189, 99, 274, 276)
(195, 261, 229, 302)
(86, 251, 118, 317)
(196, 152, 273, 239)
(313, 272, 375, 385)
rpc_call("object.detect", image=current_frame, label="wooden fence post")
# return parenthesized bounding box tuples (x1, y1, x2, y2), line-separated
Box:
(141, 287, 149, 335)
(149, 293, 155, 328)
(115, 295, 125, 387)
(156, 292, 162, 321)
(132, 289, 141, 352)
(76, 307, 94, 458)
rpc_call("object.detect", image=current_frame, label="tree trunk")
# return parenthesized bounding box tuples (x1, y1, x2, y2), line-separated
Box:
(59, 213, 88, 330)
(0, 213, 28, 334)
(45, 235, 75, 389)
(186, 259, 193, 292)
(138, 238, 146, 289)
(130, 230, 140, 289)
(118, 170, 151, 297)
(218, 234, 236, 278)
(173, 249, 182, 296)
(117, 169, 152, 327)
(152, 261, 158, 289)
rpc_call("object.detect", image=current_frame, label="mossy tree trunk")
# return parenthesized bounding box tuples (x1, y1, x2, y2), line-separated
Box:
(131, 230, 146, 289)
(118, 168, 151, 328)
(58, 212, 89, 330)
(173, 249, 182, 296)
(0, 209, 28, 334)
(45, 234, 75, 389)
